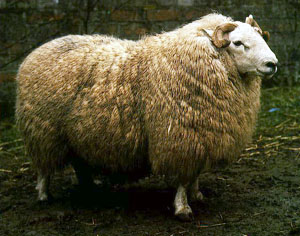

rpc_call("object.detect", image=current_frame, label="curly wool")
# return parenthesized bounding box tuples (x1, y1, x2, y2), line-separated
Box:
(16, 13, 261, 184)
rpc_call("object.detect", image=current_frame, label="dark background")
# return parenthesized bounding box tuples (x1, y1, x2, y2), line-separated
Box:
(1, 0, 300, 83)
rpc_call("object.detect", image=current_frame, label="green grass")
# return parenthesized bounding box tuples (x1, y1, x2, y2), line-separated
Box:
(258, 86, 300, 136)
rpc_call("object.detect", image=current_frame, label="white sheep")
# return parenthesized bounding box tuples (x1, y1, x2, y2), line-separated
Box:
(16, 13, 278, 220)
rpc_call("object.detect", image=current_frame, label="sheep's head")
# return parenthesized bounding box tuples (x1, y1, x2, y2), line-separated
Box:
(209, 15, 278, 78)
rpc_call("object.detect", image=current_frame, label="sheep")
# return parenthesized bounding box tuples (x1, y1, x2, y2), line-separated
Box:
(15, 13, 278, 220)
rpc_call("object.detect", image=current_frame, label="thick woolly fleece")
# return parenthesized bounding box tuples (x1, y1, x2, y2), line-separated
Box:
(16, 14, 261, 185)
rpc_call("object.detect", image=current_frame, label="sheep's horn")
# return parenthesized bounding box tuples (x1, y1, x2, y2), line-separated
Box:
(246, 15, 269, 41)
(212, 23, 238, 48)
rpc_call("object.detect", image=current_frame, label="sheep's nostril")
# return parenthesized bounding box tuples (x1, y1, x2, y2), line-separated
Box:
(266, 62, 277, 72)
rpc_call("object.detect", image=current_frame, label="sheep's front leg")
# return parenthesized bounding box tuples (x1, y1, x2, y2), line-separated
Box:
(190, 178, 204, 202)
(174, 185, 193, 221)
(35, 173, 50, 201)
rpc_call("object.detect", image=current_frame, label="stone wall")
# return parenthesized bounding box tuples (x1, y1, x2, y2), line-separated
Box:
(0, 0, 300, 118)
(1, 0, 299, 84)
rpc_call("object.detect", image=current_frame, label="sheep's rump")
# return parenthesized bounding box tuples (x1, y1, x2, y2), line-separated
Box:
(16, 35, 148, 176)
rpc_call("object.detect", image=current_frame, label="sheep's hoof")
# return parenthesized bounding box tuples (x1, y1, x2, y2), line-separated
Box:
(175, 206, 193, 221)
(191, 191, 204, 203)
(38, 193, 48, 201)
(37, 191, 53, 202)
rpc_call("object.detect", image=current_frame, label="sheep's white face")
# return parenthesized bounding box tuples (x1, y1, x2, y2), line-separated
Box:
(227, 22, 278, 77)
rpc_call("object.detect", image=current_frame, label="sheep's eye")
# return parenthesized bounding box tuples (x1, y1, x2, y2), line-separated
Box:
(233, 41, 243, 46)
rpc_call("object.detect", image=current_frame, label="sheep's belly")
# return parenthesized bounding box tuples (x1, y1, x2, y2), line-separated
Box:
(66, 114, 148, 174)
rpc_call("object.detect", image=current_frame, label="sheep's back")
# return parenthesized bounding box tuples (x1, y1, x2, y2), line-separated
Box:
(16, 35, 146, 174)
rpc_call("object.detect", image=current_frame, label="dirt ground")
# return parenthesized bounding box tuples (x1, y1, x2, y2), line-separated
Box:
(1, 86, 300, 236)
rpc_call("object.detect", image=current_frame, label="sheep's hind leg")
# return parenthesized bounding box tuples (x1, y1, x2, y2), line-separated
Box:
(71, 158, 95, 189)
(35, 173, 50, 201)
(174, 185, 193, 221)
(190, 178, 204, 202)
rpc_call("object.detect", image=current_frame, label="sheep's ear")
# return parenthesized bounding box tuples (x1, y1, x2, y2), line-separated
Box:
(246, 14, 263, 34)
(246, 14, 270, 42)
(262, 31, 270, 42)
(212, 23, 237, 48)
(245, 14, 254, 24)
